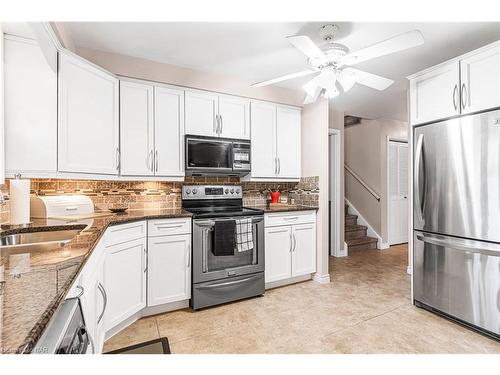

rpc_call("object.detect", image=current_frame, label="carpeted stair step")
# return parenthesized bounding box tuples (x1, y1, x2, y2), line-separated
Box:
(345, 224, 368, 240)
(345, 214, 358, 226)
(346, 236, 378, 251)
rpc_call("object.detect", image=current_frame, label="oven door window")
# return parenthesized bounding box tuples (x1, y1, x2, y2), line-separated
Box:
(187, 139, 232, 169)
(201, 218, 258, 273)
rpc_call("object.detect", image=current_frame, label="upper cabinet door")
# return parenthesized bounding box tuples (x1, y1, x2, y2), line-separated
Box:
(460, 45, 500, 115)
(218, 95, 250, 139)
(58, 53, 119, 175)
(409, 62, 460, 125)
(250, 101, 277, 178)
(4, 35, 57, 176)
(276, 106, 301, 179)
(185, 90, 218, 137)
(120, 80, 154, 176)
(155, 86, 185, 176)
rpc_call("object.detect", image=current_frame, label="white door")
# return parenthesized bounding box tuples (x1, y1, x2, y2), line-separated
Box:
(155, 86, 185, 176)
(104, 238, 147, 331)
(120, 80, 154, 176)
(291, 224, 316, 277)
(250, 101, 277, 178)
(388, 141, 409, 245)
(58, 53, 119, 175)
(460, 45, 500, 115)
(410, 62, 460, 125)
(4, 35, 57, 175)
(185, 90, 218, 137)
(276, 106, 301, 178)
(264, 226, 292, 283)
(218, 95, 250, 139)
(147, 234, 191, 306)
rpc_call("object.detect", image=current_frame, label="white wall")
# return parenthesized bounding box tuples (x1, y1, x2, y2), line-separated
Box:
(0, 24, 4, 185)
(76, 47, 304, 107)
(301, 98, 330, 282)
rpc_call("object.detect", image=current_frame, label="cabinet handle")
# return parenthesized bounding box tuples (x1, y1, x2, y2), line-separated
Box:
(155, 150, 159, 172)
(461, 83, 468, 109)
(452, 84, 458, 111)
(115, 148, 120, 171)
(186, 245, 191, 267)
(213, 114, 217, 133)
(219, 114, 223, 135)
(144, 247, 148, 273)
(97, 282, 107, 325)
(274, 157, 278, 175)
(277, 157, 281, 175)
(289, 232, 293, 252)
(292, 233, 297, 252)
(75, 285, 84, 298)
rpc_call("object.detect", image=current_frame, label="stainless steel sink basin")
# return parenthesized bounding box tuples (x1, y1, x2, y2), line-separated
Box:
(0, 228, 83, 252)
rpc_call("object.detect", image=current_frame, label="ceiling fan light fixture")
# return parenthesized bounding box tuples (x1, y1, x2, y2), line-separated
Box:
(323, 87, 339, 99)
(338, 69, 357, 92)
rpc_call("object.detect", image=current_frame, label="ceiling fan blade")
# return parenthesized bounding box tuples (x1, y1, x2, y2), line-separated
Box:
(287, 35, 326, 62)
(349, 68, 394, 90)
(342, 30, 424, 66)
(251, 70, 317, 87)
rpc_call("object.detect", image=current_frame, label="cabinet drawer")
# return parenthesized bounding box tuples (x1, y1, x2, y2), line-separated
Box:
(264, 211, 316, 228)
(148, 218, 191, 237)
(104, 220, 146, 247)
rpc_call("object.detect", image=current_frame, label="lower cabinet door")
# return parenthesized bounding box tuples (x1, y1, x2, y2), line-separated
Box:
(104, 238, 147, 331)
(147, 234, 191, 306)
(264, 226, 292, 283)
(291, 223, 316, 277)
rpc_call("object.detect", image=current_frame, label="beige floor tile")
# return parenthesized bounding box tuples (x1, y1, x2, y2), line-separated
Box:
(103, 316, 159, 353)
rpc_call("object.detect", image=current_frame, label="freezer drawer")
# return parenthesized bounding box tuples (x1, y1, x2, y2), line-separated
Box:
(414, 109, 500, 243)
(413, 231, 500, 337)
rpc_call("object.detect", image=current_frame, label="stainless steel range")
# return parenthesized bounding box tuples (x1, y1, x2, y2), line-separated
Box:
(182, 185, 265, 310)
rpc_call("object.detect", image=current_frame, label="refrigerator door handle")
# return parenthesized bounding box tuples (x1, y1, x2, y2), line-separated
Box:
(416, 233, 500, 257)
(414, 134, 425, 223)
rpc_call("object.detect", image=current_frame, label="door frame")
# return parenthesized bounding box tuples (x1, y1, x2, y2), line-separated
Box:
(329, 129, 342, 256)
(386, 137, 409, 245)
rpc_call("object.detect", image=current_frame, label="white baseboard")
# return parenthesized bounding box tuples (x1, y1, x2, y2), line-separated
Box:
(332, 242, 348, 257)
(345, 198, 383, 250)
(265, 274, 312, 289)
(313, 273, 331, 284)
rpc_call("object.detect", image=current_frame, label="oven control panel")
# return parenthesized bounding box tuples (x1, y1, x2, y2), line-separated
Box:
(182, 185, 242, 200)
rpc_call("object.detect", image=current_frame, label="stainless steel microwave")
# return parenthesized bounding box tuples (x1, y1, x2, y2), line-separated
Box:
(185, 135, 251, 176)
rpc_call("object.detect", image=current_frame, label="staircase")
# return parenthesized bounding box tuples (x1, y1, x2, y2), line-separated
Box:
(345, 205, 378, 251)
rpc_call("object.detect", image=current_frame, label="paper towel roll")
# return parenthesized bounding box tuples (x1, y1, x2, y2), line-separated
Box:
(10, 178, 31, 224)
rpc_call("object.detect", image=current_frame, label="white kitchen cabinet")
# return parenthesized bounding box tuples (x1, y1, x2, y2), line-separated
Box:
(250, 102, 301, 180)
(291, 223, 316, 277)
(409, 61, 460, 125)
(250, 101, 277, 178)
(78, 243, 106, 354)
(120, 80, 154, 176)
(265, 211, 316, 287)
(218, 94, 250, 139)
(460, 45, 500, 115)
(147, 234, 191, 306)
(276, 105, 301, 179)
(264, 226, 292, 283)
(155, 85, 185, 176)
(104, 237, 147, 331)
(185, 89, 250, 139)
(3, 35, 57, 176)
(58, 52, 119, 175)
(185, 90, 219, 137)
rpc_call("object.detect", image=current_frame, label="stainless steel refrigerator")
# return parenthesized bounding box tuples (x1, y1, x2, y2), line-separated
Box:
(413, 109, 500, 339)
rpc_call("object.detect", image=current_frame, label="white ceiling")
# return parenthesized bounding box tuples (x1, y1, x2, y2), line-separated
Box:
(57, 22, 500, 120)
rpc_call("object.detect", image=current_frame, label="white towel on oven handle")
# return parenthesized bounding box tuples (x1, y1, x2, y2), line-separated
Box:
(235, 217, 254, 252)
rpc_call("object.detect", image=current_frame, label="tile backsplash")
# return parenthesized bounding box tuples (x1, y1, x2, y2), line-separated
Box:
(0, 176, 319, 222)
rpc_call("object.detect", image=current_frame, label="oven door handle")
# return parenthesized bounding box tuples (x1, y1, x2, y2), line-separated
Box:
(196, 275, 261, 289)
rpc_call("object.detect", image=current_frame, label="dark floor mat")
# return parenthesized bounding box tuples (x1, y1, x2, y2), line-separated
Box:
(105, 337, 171, 354)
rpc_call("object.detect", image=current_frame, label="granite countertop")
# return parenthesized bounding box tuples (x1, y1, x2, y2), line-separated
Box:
(245, 204, 319, 213)
(0, 208, 192, 354)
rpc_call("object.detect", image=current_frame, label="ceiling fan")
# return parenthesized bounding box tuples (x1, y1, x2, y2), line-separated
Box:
(252, 24, 424, 104)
